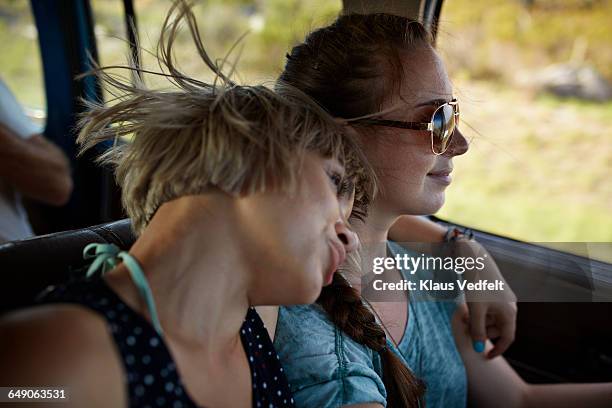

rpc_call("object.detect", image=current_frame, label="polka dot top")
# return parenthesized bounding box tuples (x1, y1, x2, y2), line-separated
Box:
(38, 277, 296, 408)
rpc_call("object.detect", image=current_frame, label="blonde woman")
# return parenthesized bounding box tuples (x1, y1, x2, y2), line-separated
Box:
(0, 3, 368, 407)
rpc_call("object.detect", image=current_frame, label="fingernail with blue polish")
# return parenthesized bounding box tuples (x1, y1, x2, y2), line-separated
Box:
(473, 341, 485, 353)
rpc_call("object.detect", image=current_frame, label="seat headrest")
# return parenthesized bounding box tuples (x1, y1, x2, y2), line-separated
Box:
(0, 219, 135, 314)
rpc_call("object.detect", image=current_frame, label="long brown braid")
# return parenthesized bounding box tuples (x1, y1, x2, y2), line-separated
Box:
(317, 271, 425, 407)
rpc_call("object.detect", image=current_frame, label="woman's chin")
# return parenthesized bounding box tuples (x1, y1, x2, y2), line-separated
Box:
(420, 191, 446, 215)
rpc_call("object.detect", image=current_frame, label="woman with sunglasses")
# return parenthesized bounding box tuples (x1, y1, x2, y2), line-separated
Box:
(272, 13, 612, 408)
(0, 3, 363, 407)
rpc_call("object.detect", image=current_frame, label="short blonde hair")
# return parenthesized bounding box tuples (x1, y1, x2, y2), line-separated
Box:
(77, 1, 372, 235)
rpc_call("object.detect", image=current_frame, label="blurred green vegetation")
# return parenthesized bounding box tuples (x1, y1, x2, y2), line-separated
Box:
(0, 0, 45, 109)
(435, 0, 612, 257)
(439, 0, 612, 82)
(0, 0, 610, 259)
(92, 0, 341, 85)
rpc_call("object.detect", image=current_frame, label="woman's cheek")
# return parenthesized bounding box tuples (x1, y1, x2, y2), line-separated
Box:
(392, 152, 440, 211)
(390, 145, 433, 184)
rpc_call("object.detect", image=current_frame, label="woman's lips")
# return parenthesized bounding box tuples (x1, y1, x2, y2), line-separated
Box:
(325, 240, 346, 285)
(427, 169, 453, 185)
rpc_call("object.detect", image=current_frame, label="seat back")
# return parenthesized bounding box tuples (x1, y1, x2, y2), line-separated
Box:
(0, 219, 135, 314)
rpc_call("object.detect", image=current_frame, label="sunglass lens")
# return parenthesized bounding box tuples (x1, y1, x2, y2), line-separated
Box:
(432, 104, 456, 154)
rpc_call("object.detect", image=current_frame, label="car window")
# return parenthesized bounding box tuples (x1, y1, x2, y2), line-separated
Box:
(90, 0, 341, 144)
(435, 0, 612, 262)
(91, 0, 342, 87)
(0, 1, 47, 127)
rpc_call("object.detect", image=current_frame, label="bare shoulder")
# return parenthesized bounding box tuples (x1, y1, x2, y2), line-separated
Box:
(0, 304, 126, 407)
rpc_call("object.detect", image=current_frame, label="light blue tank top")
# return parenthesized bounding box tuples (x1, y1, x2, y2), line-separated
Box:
(274, 241, 467, 407)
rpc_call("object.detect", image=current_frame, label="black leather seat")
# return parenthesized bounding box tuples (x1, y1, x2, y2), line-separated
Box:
(0, 219, 135, 314)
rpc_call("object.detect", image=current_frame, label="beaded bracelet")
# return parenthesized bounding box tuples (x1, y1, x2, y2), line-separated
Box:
(443, 226, 475, 242)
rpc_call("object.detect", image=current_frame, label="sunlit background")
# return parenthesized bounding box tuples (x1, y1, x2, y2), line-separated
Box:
(1, 0, 610, 260)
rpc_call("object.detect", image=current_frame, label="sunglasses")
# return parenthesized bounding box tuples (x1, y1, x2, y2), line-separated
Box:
(350, 99, 460, 155)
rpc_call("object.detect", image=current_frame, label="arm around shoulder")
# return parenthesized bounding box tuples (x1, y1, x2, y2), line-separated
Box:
(388, 215, 447, 243)
(0, 305, 125, 408)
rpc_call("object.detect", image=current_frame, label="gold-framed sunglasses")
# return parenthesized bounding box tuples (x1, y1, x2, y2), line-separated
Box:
(350, 99, 460, 155)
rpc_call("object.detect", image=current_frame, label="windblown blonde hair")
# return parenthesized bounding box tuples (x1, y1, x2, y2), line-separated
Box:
(77, 0, 374, 235)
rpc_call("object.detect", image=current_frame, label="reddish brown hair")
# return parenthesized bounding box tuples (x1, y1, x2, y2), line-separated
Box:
(280, 13, 432, 118)
(280, 13, 433, 407)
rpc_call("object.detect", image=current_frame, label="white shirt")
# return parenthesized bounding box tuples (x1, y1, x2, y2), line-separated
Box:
(0, 79, 42, 243)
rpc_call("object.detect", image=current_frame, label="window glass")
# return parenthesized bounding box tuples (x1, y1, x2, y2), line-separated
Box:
(91, 0, 341, 87)
(0, 0, 47, 127)
(90, 0, 128, 102)
(90, 0, 341, 143)
(435, 0, 612, 261)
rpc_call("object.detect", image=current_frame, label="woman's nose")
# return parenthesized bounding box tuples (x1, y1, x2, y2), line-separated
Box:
(334, 220, 359, 254)
(444, 127, 469, 157)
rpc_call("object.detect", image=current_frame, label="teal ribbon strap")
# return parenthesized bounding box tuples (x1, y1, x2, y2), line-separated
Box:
(117, 251, 164, 336)
(83, 243, 121, 277)
(83, 243, 164, 336)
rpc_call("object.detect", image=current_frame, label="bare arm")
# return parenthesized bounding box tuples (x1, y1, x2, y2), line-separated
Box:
(390, 215, 517, 357)
(0, 125, 72, 206)
(523, 383, 612, 408)
(388, 215, 446, 243)
(452, 304, 612, 408)
(0, 305, 126, 408)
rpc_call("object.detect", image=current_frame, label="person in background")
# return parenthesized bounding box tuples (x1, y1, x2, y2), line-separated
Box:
(0, 78, 72, 243)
